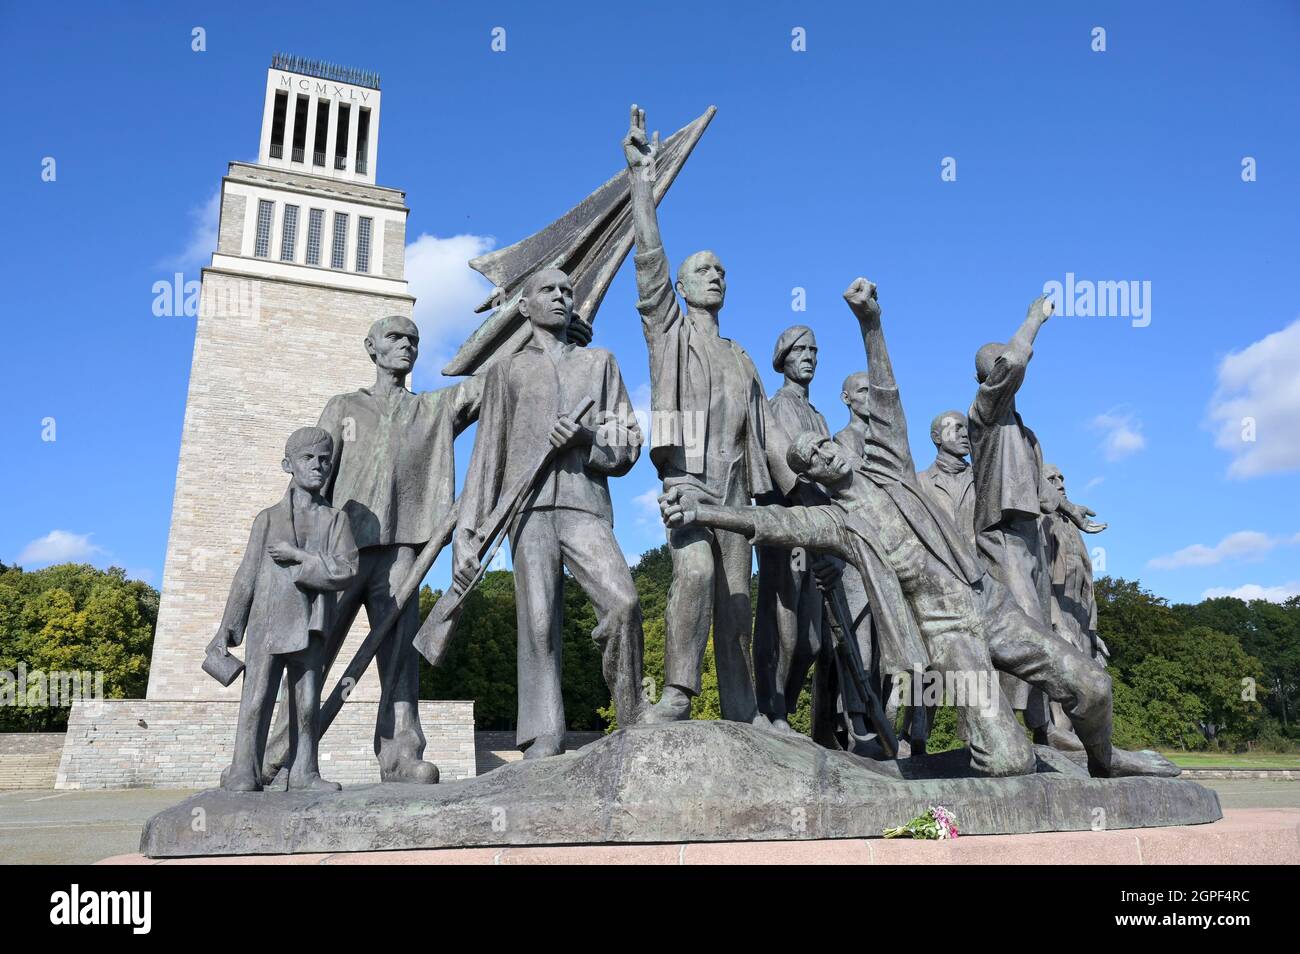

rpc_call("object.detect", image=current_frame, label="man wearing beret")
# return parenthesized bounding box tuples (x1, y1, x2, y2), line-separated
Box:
(755, 326, 838, 740)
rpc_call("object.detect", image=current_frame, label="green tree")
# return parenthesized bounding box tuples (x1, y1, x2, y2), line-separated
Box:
(1095, 576, 1182, 679)
(1176, 596, 1299, 732)
(418, 569, 614, 731)
(418, 572, 520, 730)
(1124, 656, 1206, 749)
(0, 562, 155, 730)
(1159, 625, 1265, 745)
(921, 705, 963, 753)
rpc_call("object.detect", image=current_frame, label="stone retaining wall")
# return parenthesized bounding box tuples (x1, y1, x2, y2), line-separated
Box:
(55, 699, 474, 790)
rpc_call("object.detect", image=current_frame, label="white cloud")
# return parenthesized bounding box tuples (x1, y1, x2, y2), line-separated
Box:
(161, 191, 220, 271)
(1207, 317, 1300, 478)
(1148, 530, 1300, 570)
(632, 486, 661, 526)
(1083, 476, 1104, 492)
(403, 232, 497, 384)
(1200, 581, 1300, 603)
(17, 530, 106, 566)
(1089, 410, 1145, 461)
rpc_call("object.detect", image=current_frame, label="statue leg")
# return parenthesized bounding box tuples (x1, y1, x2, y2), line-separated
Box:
(978, 578, 1117, 776)
(660, 522, 716, 701)
(285, 637, 339, 792)
(838, 567, 900, 750)
(226, 640, 283, 792)
(370, 544, 435, 782)
(927, 629, 1036, 777)
(978, 521, 1050, 731)
(262, 559, 367, 783)
(713, 522, 761, 725)
(510, 509, 567, 757)
(557, 509, 646, 729)
(1023, 520, 1056, 734)
(910, 702, 935, 750)
(911, 574, 1036, 776)
(783, 562, 822, 717)
(1044, 604, 1088, 750)
(808, 628, 840, 747)
(753, 543, 786, 720)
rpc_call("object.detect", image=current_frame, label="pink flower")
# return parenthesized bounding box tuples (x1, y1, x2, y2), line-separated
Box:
(930, 805, 960, 839)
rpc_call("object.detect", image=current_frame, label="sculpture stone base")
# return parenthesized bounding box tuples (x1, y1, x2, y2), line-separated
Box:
(140, 720, 1220, 858)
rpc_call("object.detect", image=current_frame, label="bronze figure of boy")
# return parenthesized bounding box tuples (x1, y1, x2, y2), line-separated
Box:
(209, 427, 359, 792)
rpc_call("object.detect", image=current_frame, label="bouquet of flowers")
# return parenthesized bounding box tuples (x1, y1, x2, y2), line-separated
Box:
(882, 805, 960, 840)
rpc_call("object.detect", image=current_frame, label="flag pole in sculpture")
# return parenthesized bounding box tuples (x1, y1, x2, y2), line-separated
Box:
(441, 105, 717, 376)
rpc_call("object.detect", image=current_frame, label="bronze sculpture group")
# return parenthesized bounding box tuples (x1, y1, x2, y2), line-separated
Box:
(204, 105, 1175, 793)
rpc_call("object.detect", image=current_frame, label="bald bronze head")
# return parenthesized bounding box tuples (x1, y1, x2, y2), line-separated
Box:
(841, 371, 870, 424)
(975, 342, 1004, 383)
(676, 251, 726, 312)
(787, 431, 853, 487)
(365, 315, 420, 374)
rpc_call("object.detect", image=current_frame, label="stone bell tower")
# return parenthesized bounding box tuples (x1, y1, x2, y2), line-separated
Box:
(152, 53, 412, 702)
(56, 56, 474, 788)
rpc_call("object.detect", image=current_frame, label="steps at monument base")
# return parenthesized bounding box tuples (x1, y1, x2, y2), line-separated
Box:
(474, 731, 603, 774)
(0, 733, 67, 789)
(1181, 768, 1299, 780)
(0, 753, 62, 789)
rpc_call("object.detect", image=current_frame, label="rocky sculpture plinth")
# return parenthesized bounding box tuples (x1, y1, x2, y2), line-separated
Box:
(140, 720, 1221, 858)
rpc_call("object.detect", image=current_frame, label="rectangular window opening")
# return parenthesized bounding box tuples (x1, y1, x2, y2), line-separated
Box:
(254, 199, 274, 258)
(313, 100, 330, 167)
(330, 212, 348, 269)
(291, 95, 309, 163)
(356, 216, 373, 273)
(355, 108, 371, 175)
(334, 104, 350, 171)
(269, 91, 288, 159)
(306, 209, 324, 266)
(280, 205, 299, 262)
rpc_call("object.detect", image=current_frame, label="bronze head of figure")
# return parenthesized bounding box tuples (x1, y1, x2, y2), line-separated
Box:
(930, 410, 970, 458)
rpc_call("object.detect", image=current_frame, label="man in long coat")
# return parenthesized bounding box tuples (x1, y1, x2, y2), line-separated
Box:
(452, 268, 645, 759)
(624, 105, 796, 726)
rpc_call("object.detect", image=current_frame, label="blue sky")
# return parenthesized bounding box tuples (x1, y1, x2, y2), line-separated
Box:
(2, 1, 1298, 605)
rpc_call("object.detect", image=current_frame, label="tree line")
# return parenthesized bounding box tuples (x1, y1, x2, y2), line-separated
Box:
(2, 554, 1296, 752)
